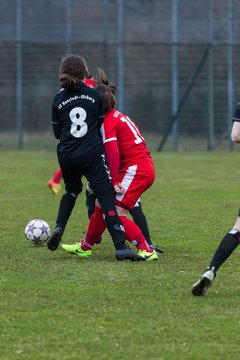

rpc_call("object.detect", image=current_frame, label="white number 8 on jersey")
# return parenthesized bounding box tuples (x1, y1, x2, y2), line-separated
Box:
(69, 107, 88, 138)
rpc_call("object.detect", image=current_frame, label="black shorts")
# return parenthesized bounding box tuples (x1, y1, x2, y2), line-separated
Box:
(60, 153, 114, 197)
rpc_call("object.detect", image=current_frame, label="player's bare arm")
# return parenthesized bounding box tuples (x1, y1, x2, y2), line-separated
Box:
(231, 121, 240, 143)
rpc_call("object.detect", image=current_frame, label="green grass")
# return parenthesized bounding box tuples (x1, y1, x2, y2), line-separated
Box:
(1, 150, 240, 360)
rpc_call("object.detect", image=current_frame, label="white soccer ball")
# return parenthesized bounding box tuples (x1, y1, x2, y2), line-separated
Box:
(24, 219, 51, 245)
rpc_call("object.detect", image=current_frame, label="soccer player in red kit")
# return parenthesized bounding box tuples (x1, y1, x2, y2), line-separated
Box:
(62, 69, 158, 260)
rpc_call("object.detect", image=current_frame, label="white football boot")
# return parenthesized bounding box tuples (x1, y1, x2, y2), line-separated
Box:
(192, 267, 216, 296)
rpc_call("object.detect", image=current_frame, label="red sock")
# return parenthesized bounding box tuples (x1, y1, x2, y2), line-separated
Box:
(81, 207, 106, 250)
(53, 168, 62, 183)
(119, 216, 152, 251)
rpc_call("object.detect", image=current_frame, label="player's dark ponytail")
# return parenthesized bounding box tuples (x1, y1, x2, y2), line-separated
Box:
(95, 68, 117, 113)
(59, 55, 88, 89)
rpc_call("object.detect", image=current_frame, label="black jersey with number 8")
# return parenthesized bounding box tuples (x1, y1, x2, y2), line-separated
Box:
(51, 82, 105, 165)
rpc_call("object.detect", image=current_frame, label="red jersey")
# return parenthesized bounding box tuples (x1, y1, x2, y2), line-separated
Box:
(101, 109, 152, 187)
(101, 109, 151, 168)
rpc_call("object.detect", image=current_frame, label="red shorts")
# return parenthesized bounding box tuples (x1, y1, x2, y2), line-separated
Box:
(115, 158, 155, 210)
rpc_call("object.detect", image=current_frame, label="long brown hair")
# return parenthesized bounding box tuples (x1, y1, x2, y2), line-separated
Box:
(59, 55, 88, 89)
(95, 68, 117, 113)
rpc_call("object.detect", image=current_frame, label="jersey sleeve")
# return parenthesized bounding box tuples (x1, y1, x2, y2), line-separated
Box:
(101, 114, 119, 186)
(233, 103, 240, 122)
(96, 96, 105, 134)
(104, 141, 120, 186)
(101, 114, 117, 144)
(51, 103, 61, 139)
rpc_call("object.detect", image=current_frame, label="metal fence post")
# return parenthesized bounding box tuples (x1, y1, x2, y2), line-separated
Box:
(172, 0, 179, 151)
(103, 0, 109, 70)
(66, 0, 73, 54)
(207, 0, 214, 151)
(117, 0, 125, 112)
(227, 0, 234, 150)
(16, 0, 23, 149)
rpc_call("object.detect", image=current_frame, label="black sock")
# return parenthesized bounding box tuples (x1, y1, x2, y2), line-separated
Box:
(130, 203, 152, 244)
(104, 213, 127, 250)
(56, 192, 77, 230)
(209, 230, 240, 271)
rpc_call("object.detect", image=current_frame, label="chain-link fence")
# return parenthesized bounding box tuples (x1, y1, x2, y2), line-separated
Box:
(1, 0, 240, 151)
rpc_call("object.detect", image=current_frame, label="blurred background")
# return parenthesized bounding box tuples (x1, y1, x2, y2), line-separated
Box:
(1, 0, 240, 151)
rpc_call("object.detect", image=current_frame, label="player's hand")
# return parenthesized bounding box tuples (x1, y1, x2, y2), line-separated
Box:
(114, 183, 125, 194)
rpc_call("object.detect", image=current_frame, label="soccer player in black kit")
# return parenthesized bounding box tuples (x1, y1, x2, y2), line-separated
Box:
(192, 102, 240, 295)
(47, 54, 143, 261)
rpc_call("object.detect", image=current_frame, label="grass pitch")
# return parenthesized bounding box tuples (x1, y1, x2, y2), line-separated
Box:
(1, 150, 240, 360)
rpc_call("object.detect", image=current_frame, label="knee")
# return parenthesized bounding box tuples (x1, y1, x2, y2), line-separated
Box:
(65, 183, 82, 197)
(229, 229, 240, 240)
(116, 206, 128, 217)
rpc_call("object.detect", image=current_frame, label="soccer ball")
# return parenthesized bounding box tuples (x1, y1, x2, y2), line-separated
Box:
(24, 219, 51, 245)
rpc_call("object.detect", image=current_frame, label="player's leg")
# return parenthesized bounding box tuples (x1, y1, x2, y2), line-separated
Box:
(95, 188, 144, 260)
(192, 213, 240, 296)
(47, 164, 82, 251)
(130, 200, 151, 242)
(85, 186, 102, 244)
(85, 183, 96, 219)
(62, 204, 106, 256)
(114, 160, 158, 260)
(48, 167, 62, 196)
(130, 200, 164, 253)
(62, 200, 144, 261)
(85, 154, 144, 261)
(116, 205, 158, 261)
(62, 202, 157, 260)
